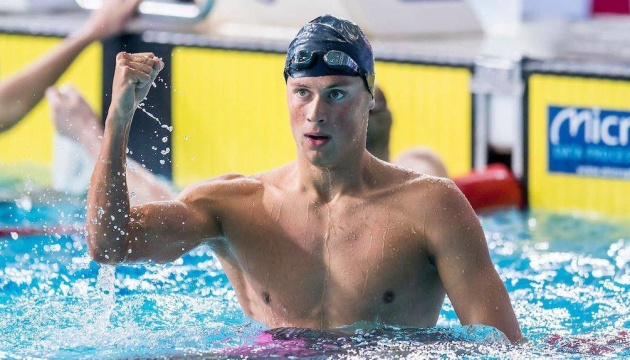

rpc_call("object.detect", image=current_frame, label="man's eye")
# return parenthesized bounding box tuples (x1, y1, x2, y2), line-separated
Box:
(296, 89, 308, 97)
(329, 90, 344, 100)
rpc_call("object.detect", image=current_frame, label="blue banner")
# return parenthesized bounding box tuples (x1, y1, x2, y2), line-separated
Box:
(548, 106, 630, 179)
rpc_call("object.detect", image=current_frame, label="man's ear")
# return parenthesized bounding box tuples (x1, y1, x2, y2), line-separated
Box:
(369, 96, 376, 110)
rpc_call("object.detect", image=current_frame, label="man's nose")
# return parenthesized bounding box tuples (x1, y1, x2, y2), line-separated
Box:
(306, 96, 326, 123)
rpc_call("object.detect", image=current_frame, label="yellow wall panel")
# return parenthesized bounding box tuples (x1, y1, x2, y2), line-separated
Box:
(0, 34, 102, 182)
(528, 74, 630, 217)
(376, 62, 472, 177)
(171, 47, 293, 187)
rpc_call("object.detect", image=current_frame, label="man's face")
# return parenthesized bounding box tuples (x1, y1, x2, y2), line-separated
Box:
(287, 75, 375, 167)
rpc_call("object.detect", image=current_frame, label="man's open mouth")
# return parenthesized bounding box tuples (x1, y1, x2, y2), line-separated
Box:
(305, 134, 331, 147)
(305, 135, 330, 140)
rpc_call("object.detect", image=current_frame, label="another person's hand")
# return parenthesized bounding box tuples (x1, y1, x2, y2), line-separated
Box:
(78, 0, 143, 41)
(46, 85, 102, 148)
(109, 52, 164, 123)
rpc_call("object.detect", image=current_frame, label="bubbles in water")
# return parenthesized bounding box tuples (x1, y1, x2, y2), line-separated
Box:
(10, 232, 18, 240)
(162, 137, 168, 143)
(160, 148, 170, 156)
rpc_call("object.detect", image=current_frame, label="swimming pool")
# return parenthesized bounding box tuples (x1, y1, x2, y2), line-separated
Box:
(1, 199, 629, 359)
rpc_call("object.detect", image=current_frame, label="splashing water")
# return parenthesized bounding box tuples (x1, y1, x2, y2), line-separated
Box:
(137, 102, 164, 128)
(95, 265, 116, 328)
(0, 202, 629, 358)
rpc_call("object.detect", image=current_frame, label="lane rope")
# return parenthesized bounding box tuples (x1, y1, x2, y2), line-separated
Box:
(0, 225, 83, 238)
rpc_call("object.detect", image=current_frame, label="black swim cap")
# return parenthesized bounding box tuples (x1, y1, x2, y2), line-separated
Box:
(284, 14, 375, 96)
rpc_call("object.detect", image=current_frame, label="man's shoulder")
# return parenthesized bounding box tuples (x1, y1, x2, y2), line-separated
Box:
(405, 172, 463, 206)
(377, 161, 456, 194)
(374, 163, 467, 215)
(178, 173, 263, 203)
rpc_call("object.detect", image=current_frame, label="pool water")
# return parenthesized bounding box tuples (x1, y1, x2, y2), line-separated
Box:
(1, 199, 629, 359)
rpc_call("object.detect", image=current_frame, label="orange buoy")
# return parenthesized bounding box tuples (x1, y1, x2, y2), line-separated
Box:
(453, 163, 523, 213)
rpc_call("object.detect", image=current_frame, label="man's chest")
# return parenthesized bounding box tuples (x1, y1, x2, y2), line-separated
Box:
(219, 197, 434, 325)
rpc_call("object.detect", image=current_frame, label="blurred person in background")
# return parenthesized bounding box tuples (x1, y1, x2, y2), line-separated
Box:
(366, 84, 448, 178)
(0, 0, 143, 133)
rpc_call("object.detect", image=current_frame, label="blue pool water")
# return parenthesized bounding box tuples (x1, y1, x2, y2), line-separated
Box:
(1, 199, 629, 359)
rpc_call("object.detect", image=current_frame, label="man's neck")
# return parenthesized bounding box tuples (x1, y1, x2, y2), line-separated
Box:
(296, 152, 373, 203)
(368, 144, 390, 162)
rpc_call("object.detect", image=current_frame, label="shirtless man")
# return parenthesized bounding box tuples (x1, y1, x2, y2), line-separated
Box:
(87, 15, 523, 343)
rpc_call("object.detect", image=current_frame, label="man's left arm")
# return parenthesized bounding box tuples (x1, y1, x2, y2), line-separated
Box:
(424, 179, 523, 343)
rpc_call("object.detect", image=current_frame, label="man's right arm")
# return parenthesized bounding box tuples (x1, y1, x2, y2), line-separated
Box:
(86, 52, 220, 264)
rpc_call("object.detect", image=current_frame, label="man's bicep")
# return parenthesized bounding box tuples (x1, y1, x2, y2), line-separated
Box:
(124, 197, 220, 263)
(427, 184, 494, 312)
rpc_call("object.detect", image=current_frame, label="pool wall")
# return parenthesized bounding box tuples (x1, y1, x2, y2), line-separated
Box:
(523, 61, 630, 217)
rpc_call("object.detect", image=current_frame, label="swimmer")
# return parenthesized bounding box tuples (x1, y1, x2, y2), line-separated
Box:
(87, 15, 523, 343)
(366, 85, 448, 178)
(0, 0, 143, 133)
(46, 84, 175, 205)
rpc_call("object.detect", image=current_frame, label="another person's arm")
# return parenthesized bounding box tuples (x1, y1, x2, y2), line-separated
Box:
(87, 52, 219, 264)
(424, 179, 523, 343)
(0, 0, 142, 132)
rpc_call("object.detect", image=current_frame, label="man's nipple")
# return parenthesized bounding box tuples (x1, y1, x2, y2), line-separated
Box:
(383, 291, 395, 304)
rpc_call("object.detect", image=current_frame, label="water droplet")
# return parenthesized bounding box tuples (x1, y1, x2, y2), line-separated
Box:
(15, 196, 33, 212)
(10, 232, 18, 240)
(137, 104, 163, 126)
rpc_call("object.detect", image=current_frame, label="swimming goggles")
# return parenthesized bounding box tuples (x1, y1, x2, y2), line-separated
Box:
(285, 50, 375, 95)
(289, 50, 360, 73)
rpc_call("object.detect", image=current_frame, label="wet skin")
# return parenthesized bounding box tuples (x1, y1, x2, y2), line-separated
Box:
(88, 66, 522, 342)
(204, 162, 447, 328)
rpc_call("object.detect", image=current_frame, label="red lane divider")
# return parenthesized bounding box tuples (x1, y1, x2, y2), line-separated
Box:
(0, 225, 83, 238)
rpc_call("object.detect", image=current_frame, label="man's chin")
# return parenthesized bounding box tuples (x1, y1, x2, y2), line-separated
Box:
(303, 152, 337, 169)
